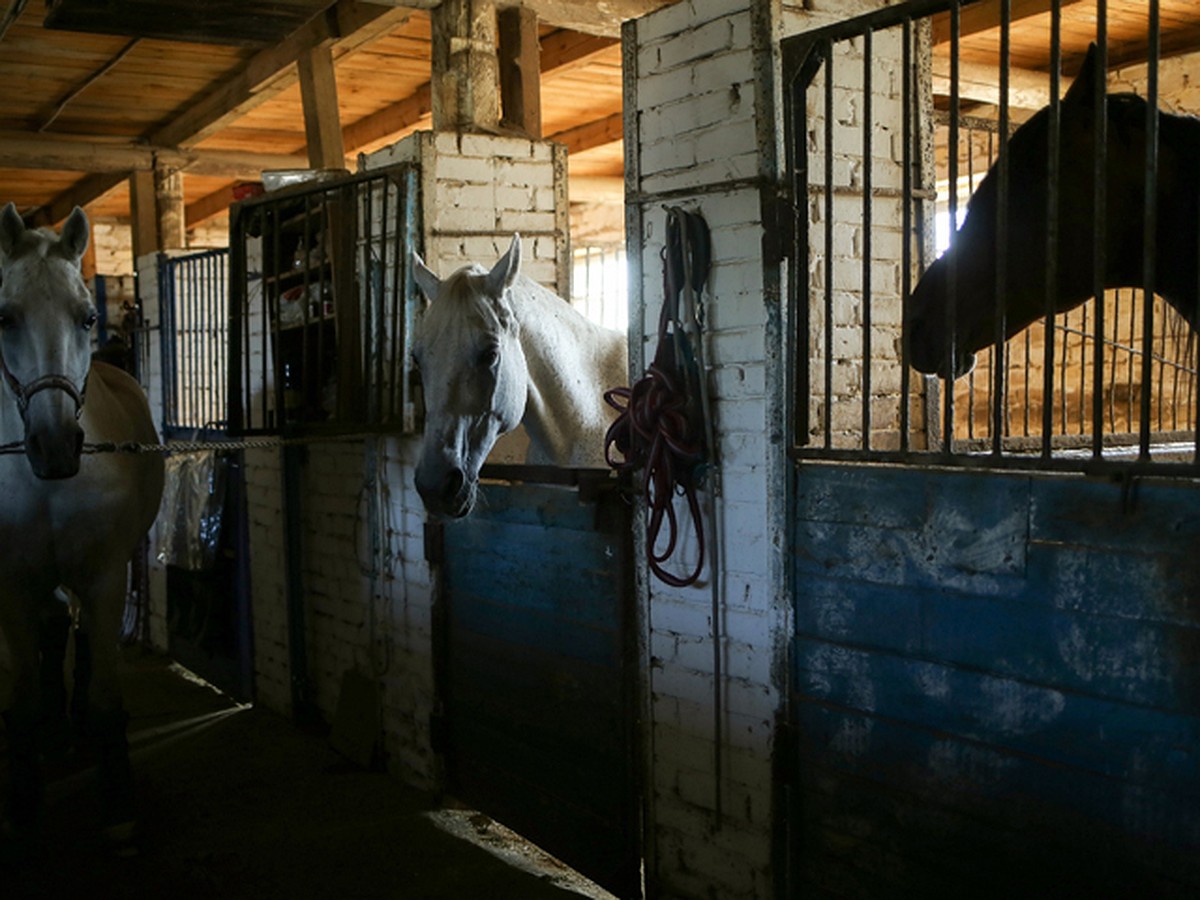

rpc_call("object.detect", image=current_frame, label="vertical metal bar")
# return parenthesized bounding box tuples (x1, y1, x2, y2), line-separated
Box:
(157, 256, 172, 432)
(1091, 2, 1108, 456)
(1042, 0, 1061, 455)
(823, 41, 834, 449)
(363, 177, 377, 422)
(991, 0, 1011, 454)
(1079, 303, 1089, 433)
(944, 0, 960, 453)
(390, 176, 405, 421)
(862, 28, 873, 450)
(271, 200, 283, 428)
(1140, 0, 1160, 458)
(397, 172, 411, 420)
(1127, 289, 1136, 428)
(900, 18, 913, 451)
(1108, 288, 1120, 431)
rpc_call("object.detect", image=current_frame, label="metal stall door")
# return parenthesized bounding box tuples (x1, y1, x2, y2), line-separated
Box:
(435, 477, 640, 899)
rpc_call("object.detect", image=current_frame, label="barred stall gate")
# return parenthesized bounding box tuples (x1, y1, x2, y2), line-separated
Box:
(781, 1, 1200, 896)
(431, 473, 641, 899)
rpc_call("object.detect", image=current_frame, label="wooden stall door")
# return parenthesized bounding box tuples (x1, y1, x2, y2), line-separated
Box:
(436, 479, 640, 899)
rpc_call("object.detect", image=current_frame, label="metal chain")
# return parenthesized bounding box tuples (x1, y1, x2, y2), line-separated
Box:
(0, 432, 387, 457)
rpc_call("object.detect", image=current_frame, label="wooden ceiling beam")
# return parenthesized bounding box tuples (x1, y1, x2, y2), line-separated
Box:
(364, 0, 674, 36)
(148, 0, 409, 149)
(28, 172, 128, 228)
(344, 27, 617, 153)
(932, 0, 1089, 45)
(186, 185, 238, 230)
(495, 0, 675, 38)
(0, 130, 308, 177)
(549, 111, 622, 154)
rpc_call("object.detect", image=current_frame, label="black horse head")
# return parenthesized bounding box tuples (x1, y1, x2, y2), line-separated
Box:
(906, 43, 1199, 379)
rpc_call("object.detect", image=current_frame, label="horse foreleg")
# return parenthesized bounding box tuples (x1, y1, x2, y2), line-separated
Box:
(37, 596, 72, 759)
(74, 564, 135, 844)
(0, 589, 44, 835)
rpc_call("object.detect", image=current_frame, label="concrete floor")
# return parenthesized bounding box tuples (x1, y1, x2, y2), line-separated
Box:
(1, 649, 611, 900)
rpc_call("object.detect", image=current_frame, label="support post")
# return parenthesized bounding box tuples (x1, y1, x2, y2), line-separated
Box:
(298, 44, 346, 169)
(431, 0, 499, 131)
(129, 170, 158, 259)
(499, 6, 541, 137)
(155, 168, 186, 251)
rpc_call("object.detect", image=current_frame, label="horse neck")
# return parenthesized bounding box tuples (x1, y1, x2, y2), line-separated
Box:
(507, 275, 621, 466)
(1146, 110, 1200, 322)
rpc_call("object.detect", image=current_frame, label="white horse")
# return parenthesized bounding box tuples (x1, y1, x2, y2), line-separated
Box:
(412, 235, 627, 517)
(0, 203, 164, 843)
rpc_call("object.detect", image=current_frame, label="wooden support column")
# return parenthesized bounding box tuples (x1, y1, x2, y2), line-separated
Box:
(155, 168, 186, 251)
(499, 6, 541, 137)
(431, 0, 499, 131)
(298, 44, 346, 169)
(129, 169, 158, 259)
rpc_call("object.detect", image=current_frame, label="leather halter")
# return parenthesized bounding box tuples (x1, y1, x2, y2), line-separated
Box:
(0, 352, 87, 421)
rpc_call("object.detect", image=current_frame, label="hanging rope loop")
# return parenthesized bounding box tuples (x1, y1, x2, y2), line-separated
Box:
(604, 206, 712, 586)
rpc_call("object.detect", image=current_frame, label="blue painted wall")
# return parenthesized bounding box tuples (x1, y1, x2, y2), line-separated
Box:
(789, 464, 1200, 897)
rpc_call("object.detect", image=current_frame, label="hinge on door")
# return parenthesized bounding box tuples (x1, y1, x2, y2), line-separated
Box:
(424, 520, 444, 565)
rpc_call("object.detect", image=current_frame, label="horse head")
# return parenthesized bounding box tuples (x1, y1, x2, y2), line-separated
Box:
(906, 42, 1141, 379)
(0, 203, 97, 479)
(411, 235, 526, 517)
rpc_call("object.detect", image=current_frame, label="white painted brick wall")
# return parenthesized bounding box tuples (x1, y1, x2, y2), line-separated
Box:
(629, 2, 788, 897)
(365, 130, 569, 294)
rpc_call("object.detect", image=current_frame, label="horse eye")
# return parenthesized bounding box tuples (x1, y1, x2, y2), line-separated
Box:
(83, 312, 98, 330)
(479, 345, 499, 368)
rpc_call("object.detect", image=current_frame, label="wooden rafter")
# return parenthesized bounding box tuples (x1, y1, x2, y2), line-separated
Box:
(24, 0, 407, 224)
(549, 111, 622, 154)
(932, 0, 1090, 44)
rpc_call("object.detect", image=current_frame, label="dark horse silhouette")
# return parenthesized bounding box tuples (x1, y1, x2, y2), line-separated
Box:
(907, 43, 1200, 379)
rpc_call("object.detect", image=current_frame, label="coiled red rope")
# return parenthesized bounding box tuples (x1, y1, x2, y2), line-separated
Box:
(604, 208, 711, 587)
(604, 357, 706, 587)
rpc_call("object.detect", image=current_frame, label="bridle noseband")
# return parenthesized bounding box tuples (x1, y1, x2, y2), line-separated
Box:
(0, 353, 87, 421)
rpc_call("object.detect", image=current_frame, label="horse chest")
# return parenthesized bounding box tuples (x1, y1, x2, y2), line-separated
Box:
(0, 460, 135, 564)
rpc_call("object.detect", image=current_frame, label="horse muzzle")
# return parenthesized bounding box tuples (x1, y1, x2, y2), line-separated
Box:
(25, 421, 84, 479)
(415, 462, 477, 518)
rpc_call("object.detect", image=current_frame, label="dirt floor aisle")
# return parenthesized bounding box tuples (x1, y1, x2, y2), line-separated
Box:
(1, 650, 606, 899)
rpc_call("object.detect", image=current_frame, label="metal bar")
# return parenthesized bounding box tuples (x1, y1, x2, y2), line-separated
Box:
(900, 17, 913, 452)
(862, 28, 873, 450)
(944, 0, 960, 453)
(363, 177, 377, 422)
(1140, 0, 1160, 458)
(1042, 1, 1061, 455)
(390, 176, 405, 420)
(1091, 3, 1108, 455)
(824, 41, 834, 450)
(991, 0, 1010, 454)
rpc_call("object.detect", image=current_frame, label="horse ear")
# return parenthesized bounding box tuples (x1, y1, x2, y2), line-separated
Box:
(485, 234, 521, 298)
(58, 206, 90, 263)
(1064, 42, 1101, 110)
(412, 250, 440, 306)
(0, 202, 25, 259)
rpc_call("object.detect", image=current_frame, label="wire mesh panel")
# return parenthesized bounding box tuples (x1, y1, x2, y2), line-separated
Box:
(228, 164, 421, 436)
(783, 0, 1199, 475)
(160, 249, 229, 438)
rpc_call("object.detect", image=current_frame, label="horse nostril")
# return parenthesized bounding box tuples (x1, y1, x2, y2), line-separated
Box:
(443, 468, 465, 502)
